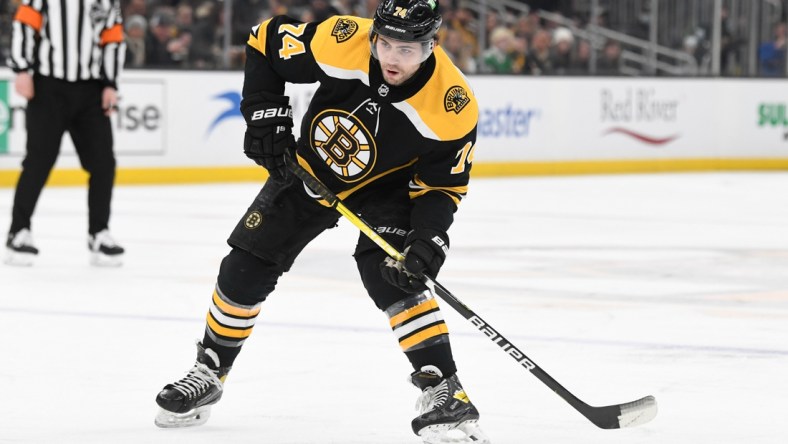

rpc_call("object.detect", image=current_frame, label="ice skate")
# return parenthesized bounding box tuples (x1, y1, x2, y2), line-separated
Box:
(5, 229, 38, 266)
(154, 343, 230, 428)
(410, 366, 490, 444)
(88, 229, 124, 267)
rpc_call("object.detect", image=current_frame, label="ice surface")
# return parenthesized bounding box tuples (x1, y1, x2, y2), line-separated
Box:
(1, 172, 787, 443)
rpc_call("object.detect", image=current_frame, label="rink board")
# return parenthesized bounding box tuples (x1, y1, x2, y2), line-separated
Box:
(1, 69, 788, 185)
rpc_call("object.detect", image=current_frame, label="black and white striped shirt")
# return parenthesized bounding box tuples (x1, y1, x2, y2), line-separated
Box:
(8, 0, 126, 88)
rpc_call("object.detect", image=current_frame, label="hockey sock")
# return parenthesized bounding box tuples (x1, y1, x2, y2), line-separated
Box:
(386, 292, 457, 377)
(202, 284, 262, 366)
(406, 342, 457, 378)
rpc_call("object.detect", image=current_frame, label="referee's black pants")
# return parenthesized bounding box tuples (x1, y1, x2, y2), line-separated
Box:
(9, 75, 116, 236)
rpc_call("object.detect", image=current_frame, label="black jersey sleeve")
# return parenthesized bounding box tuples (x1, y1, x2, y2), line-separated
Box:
(409, 128, 477, 234)
(243, 15, 323, 97)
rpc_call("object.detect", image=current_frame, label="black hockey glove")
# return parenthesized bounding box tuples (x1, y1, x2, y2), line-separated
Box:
(241, 92, 296, 182)
(380, 229, 449, 293)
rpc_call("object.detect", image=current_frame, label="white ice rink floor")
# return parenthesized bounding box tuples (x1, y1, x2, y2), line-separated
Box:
(1, 172, 787, 443)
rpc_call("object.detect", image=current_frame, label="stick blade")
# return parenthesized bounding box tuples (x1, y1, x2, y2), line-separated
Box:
(583, 395, 657, 429)
(616, 395, 658, 428)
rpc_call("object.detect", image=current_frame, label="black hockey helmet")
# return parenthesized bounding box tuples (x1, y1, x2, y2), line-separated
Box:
(370, 0, 442, 62)
(373, 0, 442, 42)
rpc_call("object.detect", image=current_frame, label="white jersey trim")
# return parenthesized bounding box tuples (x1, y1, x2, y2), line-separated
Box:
(317, 62, 370, 86)
(392, 101, 440, 141)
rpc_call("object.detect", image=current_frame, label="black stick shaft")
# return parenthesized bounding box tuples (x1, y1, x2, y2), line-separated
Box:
(285, 156, 655, 429)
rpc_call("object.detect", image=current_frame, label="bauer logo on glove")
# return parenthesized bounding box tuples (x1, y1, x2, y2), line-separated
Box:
(241, 91, 296, 182)
(251, 107, 293, 121)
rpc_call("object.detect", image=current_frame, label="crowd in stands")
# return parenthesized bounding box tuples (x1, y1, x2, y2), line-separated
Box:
(447, 8, 624, 76)
(115, 0, 615, 74)
(115, 0, 383, 69)
(0, 0, 785, 77)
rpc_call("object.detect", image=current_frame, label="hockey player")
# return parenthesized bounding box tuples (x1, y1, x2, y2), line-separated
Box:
(155, 0, 487, 442)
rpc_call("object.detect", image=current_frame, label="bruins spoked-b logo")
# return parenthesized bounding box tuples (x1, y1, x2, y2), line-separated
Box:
(331, 18, 358, 43)
(244, 211, 263, 229)
(444, 86, 471, 114)
(310, 110, 377, 183)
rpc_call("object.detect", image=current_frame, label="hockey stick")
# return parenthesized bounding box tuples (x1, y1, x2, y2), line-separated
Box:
(285, 157, 657, 429)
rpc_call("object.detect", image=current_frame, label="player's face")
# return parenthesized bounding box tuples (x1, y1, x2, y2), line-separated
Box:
(375, 35, 424, 85)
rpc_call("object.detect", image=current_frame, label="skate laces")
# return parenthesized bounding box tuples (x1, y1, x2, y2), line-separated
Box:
(415, 378, 450, 413)
(171, 362, 223, 400)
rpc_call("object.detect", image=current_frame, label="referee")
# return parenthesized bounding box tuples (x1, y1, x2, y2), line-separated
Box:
(5, 0, 127, 267)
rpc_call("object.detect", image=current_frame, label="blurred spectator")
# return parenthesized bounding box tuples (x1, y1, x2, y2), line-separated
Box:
(481, 26, 517, 74)
(146, 10, 181, 67)
(681, 34, 710, 74)
(759, 22, 786, 77)
(511, 37, 528, 73)
(124, 0, 147, 19)
(682, 35, 700, 61)
(568, 39, 591, 75)
(597, 39, 622, 76)
(447, 7, 479, 57)
(175, 3, 194, 33)
(311, 0, 339, 22)
(359, 0, 378, 18)
(522, 29, 552, 75)
(171, 3, 195, 65)
(442, 28, 478, 74)
(300, 8, 315, 22)
(330, 0, 359, 16)
(513, 11, 541, 42)
(483, 10, 500, 44)
(125, 14, 148, 68)
(232, 0, 267, 46)
(718, 5, 743, 76)
(0, 0, 15, 66)
(550, 27, 574, 75)
(190, 1, 220, 68)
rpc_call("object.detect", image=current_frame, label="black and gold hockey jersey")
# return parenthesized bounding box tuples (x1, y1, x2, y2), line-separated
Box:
(244, 15, 478, 233)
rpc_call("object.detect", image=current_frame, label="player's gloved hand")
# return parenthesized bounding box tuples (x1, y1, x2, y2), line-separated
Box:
(380, 229, 449, 293)
(241, 92, 295, 182)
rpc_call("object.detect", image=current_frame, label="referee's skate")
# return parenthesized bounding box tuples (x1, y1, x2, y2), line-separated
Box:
(4, 229, 38, 266)
(88, 230, 125, 267)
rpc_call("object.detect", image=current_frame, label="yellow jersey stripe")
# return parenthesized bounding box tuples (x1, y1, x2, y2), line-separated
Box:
(412, 176, 469, 195)
(409, 189, 461, 206)
(335, 160, 417, 201)
(248, 18, 273, 55)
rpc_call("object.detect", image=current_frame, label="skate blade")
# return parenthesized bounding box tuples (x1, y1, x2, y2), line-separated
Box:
(154, 406, 211, 428)
(418, 419, 491, 444)
(90, 252, 123, 267)
(4, 250, 36, 267)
